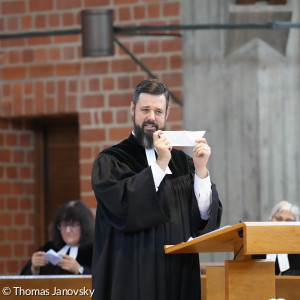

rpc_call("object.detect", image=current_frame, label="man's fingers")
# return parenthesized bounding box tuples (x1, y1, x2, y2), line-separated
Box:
(153, 130, 163, 141)
(194, 137, 207, 144)
(193, 142, 211, 152)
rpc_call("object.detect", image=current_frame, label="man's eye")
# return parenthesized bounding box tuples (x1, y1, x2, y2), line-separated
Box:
(156, 110, 163, 115)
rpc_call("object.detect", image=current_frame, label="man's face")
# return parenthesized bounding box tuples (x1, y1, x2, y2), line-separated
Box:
(131, 93, 170, 148)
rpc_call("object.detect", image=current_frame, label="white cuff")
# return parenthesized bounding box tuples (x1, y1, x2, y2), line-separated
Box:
(194, 172, 212, 220)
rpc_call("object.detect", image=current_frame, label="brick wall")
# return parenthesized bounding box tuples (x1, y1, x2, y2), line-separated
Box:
(0, 119, 35, 274)
(0, 0, 183, 275)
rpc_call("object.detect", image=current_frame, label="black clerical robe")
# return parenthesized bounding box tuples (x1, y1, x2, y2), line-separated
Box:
(91, 134, 222, 300)
(277, 254, 300, 275)
(253, 254, 300, 275)
(20, 241, 93, 275)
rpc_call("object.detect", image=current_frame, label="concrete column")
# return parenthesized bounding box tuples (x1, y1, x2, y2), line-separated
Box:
(181, 0, 300, 261)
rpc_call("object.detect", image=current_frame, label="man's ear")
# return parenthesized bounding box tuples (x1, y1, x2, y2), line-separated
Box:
(130, 102, 135, 117)
(165, 107, 170, 120)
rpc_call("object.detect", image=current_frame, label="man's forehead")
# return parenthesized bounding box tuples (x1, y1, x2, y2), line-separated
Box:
(137, 93, 167, 106)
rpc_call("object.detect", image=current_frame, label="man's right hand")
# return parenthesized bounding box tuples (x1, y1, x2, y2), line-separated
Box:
(153, 130, 172, 172)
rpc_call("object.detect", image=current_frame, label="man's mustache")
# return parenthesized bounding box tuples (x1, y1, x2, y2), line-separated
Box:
(142, 120, 158, 130)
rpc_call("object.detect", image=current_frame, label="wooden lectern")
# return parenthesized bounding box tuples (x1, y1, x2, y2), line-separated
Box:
(165, 222, 300, 300)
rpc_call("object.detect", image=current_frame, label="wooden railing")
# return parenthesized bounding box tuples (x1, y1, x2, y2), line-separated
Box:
(201, 271, 300, 300)
(1, 273, 299, 299)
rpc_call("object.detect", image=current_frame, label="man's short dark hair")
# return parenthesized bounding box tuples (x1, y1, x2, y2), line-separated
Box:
(133, 79, 170, 110)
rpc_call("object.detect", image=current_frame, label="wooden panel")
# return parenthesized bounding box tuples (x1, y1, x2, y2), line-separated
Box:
(201, 275, 206, 300)
(244, 222, 300, 255)
(200, 262, 225, 275)
(202, 274, 300, 300)
(206, 266, 225, 300)
(225, 260, 275, 300)
(0, 276, 92, 299)
(2, 274, 299, 300)
(275, 276, 300, 300)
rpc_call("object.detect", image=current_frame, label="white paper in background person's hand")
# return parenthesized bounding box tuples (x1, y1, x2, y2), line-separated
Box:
(42, 249, 64, 266)
(160, 131, 206, 147)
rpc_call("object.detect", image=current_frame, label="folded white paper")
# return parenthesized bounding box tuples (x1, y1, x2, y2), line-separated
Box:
(160, 131, 206, 146)
(42, 249, 63, 266)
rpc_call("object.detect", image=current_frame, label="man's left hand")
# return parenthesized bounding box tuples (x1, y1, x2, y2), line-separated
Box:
(192, 138, 211, 179)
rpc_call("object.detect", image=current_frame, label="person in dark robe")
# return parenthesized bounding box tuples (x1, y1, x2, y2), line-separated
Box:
(254, 200, 300, 275)
(91, 79, 222, 300)
(20, 200, 94, 275)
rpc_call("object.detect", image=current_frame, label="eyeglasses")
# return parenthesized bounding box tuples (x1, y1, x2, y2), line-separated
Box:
(57, 222, 81, 230)
(272, 215, 296, 222)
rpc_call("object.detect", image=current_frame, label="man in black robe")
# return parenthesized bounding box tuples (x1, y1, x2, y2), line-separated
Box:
(91, 79, 222, 300)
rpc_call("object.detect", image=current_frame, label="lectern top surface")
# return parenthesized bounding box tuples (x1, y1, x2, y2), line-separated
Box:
(164, 222, 300, 255)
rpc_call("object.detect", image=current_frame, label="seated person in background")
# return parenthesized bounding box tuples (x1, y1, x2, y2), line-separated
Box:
(269, 200, 299, 222)
(255, 200, 300, 275)
(20, 200, 94, 275)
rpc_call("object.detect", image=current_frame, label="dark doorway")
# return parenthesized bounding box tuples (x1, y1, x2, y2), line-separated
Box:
(34, 115, 80, 245)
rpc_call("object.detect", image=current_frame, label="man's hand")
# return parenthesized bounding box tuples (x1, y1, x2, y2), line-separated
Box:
(153, 130, 172, 172)
(192, 138, 211, 179)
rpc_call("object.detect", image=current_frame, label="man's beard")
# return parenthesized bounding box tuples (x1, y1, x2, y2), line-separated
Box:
(134, 119, 163, 149)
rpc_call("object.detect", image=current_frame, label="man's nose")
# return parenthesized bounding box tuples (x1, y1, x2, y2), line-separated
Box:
(147, 110, 155, 120)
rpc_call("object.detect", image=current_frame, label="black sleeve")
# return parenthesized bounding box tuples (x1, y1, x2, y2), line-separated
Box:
(76, 245, 93, 275)
(91, 154, 170, 232)
(19, 242, 52, 275)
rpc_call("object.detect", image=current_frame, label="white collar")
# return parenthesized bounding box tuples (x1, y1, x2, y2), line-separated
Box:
(266, 253, 290, 273)
(58, 245, 79, 259)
